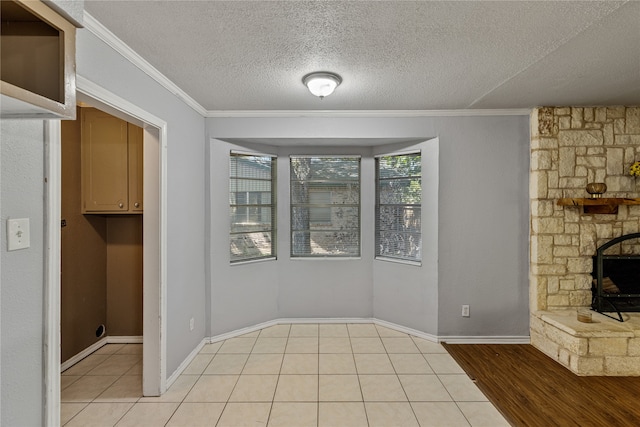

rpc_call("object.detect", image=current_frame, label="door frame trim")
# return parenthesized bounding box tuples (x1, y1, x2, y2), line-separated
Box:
(44, 75, 168, 424)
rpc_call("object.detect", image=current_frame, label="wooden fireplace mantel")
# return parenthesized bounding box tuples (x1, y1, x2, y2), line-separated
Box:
(556, 198, 640, 214)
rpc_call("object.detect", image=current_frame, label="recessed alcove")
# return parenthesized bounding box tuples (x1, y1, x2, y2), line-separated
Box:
(208, 137, 440, 336)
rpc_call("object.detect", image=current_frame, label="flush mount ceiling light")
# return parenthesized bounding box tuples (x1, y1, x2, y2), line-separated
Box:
(302, 72, 342, 99)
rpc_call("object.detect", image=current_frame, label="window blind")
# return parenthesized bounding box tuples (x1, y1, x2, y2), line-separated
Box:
(375, 153, 422, 262)
(229, 153, 277, 263)
(290, 156, 361, 257)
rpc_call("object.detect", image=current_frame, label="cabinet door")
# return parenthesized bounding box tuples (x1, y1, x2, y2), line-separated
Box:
(82, 108, 129, 212)
(128, 123, 143, 212)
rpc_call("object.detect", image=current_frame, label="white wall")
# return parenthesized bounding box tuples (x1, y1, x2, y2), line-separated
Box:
(208, 140, 280, 336)
(1, 120, 46, 426)
(372, 139, 439, 335)
(435, 116, 530, 337)
(206, 115, 530, 338)
(1, 25, 208, 424)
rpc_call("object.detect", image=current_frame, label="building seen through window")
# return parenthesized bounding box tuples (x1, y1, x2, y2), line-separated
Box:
(290, 156, 361, 257)
(229, 153, 276, 263)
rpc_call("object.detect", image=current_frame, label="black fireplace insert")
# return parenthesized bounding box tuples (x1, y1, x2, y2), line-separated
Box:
(592, 232, 640, 322)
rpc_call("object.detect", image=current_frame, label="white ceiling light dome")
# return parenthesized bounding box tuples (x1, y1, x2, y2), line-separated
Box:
(302, 72, 342, 99)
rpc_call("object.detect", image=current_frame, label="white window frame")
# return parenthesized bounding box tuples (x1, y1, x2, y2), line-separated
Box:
(229, 151, 277, 263)
(375, 150, 422, 264)
(290, 155, 361, 258)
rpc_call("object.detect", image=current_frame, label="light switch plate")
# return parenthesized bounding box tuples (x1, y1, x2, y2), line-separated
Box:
(7, 218, 30, 251)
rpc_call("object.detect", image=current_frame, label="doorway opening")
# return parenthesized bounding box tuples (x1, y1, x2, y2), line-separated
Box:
(45, 77, 167, 425)
(60, 106, 144, 368)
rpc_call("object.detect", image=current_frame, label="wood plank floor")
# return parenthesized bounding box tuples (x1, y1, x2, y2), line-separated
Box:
(443, 344, 640, 427)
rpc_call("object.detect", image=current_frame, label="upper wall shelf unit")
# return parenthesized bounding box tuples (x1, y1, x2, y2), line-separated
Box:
(1, 0, 77, 119)
(557, 198, 640, 214)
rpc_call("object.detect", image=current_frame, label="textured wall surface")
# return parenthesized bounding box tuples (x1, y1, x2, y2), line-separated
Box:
(1, 120, 45, 426)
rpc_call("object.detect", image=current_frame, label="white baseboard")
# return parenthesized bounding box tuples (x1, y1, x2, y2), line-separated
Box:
(107, 335, 143, 344)
(440, 336, 531, 344)
(372, 318, 439, 343)
(61, 337, 108, 372)
(60, 335, 144, 372)
(277, 317, 373, 325)
(209, 319, 280, 343)
(165, 338, 208, 389)
(206, 318, 528, 345)
(208, 317, 374, 344)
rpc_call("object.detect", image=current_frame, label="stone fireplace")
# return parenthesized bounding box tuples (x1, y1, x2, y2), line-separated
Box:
(530, 106, 640, 375)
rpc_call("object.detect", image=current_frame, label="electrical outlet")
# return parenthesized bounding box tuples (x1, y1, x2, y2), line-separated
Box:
(189, 317, 195, 331)
(461, 305, 470, 317)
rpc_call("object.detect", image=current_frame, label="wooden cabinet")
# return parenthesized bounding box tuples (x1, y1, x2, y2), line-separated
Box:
(1, 0, 77, 119)
(127, 121, 144, 213)
(81, 108, 143, 214)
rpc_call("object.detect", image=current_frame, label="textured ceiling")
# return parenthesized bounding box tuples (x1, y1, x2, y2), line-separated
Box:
(84, 0, 640, 112)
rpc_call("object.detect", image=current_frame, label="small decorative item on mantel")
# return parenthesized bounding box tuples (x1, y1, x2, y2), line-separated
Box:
(630, 161, 640, 177)
(585, 182, 607, 199)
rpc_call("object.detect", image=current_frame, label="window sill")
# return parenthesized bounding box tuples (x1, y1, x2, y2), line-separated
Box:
(230, 257, 277, 266)
(375, 256, 422, 267)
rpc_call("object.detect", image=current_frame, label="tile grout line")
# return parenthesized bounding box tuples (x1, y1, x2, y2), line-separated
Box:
(264, 323, 291, 427)
(62, 344, 142, 426)
(380, 327, 421, 427)
(348, 324, 370, 427)
(410, 334, 475, 426)
(215, 332, 260, 426)
(163, 347, 212, 426)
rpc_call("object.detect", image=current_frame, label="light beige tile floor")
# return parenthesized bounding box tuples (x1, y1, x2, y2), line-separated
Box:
(61, 324, 509, 426)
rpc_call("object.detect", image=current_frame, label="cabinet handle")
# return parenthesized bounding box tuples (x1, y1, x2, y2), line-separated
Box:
(119, 202, 124, 208)
(134, 202, 140, 208)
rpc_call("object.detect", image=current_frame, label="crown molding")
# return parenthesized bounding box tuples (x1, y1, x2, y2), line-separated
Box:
(205, 108, 532, 118)
(82, 12, 208, 117)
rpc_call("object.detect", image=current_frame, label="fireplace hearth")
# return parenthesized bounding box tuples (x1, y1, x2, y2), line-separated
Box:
(592, 232, 640, 321)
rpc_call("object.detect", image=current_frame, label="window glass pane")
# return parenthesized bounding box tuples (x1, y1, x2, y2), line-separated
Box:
(378, 178, 422, 204)
(291, 182, 360, 204)
(229, 179, 272, 195)
(290, 156, 360, 257)
(291, 231, 360, 257)
(378, 154, 421, 178)
(230, 231, 274, 263)
(291, 157, 360, 181)
(376, 231, 422, 260)
(230, 153, 276, 262)
(231, 155, 273, 179)
(291, 206, 360, 230)
(377, 206, 421, 232)
(230, 206, 273, 232)
(308, 192, 331, 223)
(376, 153, 421, 262)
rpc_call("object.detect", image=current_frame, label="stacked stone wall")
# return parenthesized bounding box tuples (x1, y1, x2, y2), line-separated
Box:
(529, 311, 640, 376)
(530, 106, 640, 312)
